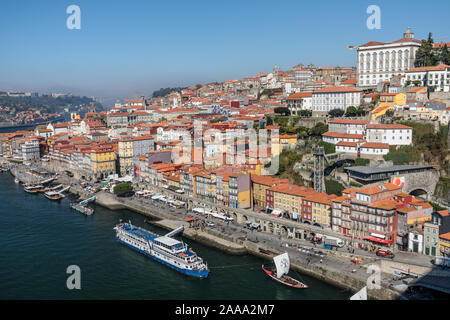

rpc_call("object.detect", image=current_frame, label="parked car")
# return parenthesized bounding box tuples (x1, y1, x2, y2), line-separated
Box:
(205, 221, 215, 227)
(376, 248, 395, 259)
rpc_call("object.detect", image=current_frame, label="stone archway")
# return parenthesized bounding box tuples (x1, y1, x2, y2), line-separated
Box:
(409, 188, 428, 200)
(229, 212, 238, 223)
(268, 222, 274, 234)
(280, 226, 288, 237)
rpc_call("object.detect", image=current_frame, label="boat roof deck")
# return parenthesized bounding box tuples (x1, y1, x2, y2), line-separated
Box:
(121, 224, 159, 241)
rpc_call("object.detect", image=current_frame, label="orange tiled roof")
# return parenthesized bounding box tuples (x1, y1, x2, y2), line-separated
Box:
(286, 92, 313, 100)
(314, 86, 361, 93)
(322, 132, 364, 139)
(328, 119, 370, 125)
(251, 174, 289, 187)
(367, 124, 412, 130)
(440, 232, 450, 241)
(407, 86, 427, 93)
(360, 142, 389, 149)
(268, 184, 317, 198)
(406, 64, 450, 73)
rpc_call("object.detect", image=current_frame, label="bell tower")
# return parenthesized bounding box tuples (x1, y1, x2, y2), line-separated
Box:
(404, 27, 414, 39)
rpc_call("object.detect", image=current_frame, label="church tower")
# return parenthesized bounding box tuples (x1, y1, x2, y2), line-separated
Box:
(404, 27, 414, 39)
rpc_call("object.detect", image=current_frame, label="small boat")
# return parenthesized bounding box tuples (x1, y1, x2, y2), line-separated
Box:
(24, 185, 41, 194)
(70, 202, 94, 216)
(262, 253, 308, 289)
(44, 191, 63, 201)
(14, 178, 20, 184)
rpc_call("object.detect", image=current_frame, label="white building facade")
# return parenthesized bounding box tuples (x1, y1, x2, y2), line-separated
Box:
(21, 140, 40, 161)
(405, 64, 450, 92)
(312, 86, 361, 113)
(366, 124, 412, 146)
(356, 28, 422, 88)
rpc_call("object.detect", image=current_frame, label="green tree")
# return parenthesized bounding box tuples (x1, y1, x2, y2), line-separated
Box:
(113, 183, 132, 196)
(266, 116, 273, 126)
(385, 109, 395, 117)
(309, 122, 328, 136)
(274, 107, 290, 116)
(345, 106, 357, 117)
(437, 44, 450, 65)
(328, 108, 345, 118)
(299, 110, 312, 117)
(415, 33, 439, 67)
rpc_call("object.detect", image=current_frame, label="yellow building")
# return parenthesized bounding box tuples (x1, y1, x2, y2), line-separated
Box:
(266, 125, 281, 158)
(118, 139, 133, 176)
(304, 193, 333, 227)
(267, 184, 317, 218)
(371, 93, 406, 120)
(251, 175, 289, 209)
(89, 145, 115, 179)
(439, 232, 450, 257)
(165, 173, 181, 189)
(70, 112, 81, 121)
(229, 172, 251, 209)
(279, 134, 298, 151)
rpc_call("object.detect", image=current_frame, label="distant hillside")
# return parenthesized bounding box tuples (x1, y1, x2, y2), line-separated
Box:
(0, 95, 102, 113)
(152, 87, 185, 98)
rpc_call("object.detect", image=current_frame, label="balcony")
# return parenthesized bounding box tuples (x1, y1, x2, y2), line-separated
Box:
(351, 216, 368, 223)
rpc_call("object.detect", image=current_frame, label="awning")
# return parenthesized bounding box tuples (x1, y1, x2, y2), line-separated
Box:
(271, 209, 282, 217)
(363, 235, 391, 244)
(370, 232, 385, 239)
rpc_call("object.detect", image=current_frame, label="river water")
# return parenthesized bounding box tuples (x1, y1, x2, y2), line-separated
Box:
(0, 173, 350, 300)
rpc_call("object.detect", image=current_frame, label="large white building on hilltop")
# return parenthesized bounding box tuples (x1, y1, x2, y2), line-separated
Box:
(356, 28, 422, 88)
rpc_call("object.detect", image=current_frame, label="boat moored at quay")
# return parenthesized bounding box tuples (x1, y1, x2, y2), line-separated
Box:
(114, 221, 209, 278)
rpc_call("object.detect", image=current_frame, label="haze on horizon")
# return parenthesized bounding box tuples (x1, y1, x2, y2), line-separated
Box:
(1, 0, 449, 106)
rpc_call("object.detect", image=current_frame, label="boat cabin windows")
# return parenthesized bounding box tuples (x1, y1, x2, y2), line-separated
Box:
(154, 237, 184, 253)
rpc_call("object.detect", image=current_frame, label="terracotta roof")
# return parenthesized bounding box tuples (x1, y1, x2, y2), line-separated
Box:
(360, 38, 421, 47)
(367, 124, 412, 130)
(251, 174, 289, 187)
(437, 210, 449, 217)
(407, 86, 427, 93)
(440, 232, 450, 241)
(434, 42, 450, 49)
(341, 78, 356, 85)
(268, 184, 317, 198)
(314, 86, 361, 93)
(406, 64, 450, 73)
(322, 132, 364, 139)
(336, 141, 357, 147)
(286, 92, 313, 100)
(328, 119, 370, 125)
(360, 142, 389, 149)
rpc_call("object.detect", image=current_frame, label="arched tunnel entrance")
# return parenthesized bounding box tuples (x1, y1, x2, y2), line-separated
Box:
(409, 189, 428, 200)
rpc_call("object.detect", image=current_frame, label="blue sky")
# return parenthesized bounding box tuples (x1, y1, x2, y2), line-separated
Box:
(0, 0, 449, 104)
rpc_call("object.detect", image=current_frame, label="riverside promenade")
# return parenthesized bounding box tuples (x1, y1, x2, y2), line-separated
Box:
(68, 186, 405, 300)
(13, 161, 450, 299)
